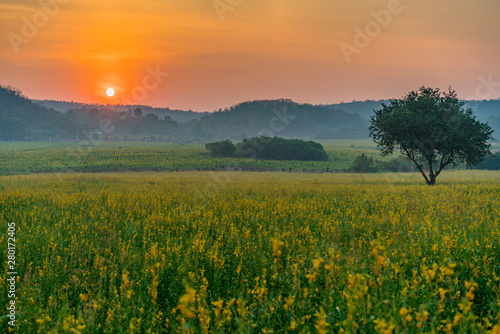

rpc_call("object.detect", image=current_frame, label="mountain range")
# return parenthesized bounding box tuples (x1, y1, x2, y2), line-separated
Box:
(1, 85, 499, 141)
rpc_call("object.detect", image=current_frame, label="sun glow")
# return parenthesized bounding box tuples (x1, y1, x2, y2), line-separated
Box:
(106, 88, 115, 97)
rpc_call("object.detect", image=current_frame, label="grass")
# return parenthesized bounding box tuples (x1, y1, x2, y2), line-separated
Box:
(0, 170, 499, 332)
(0, 141, 386, 175)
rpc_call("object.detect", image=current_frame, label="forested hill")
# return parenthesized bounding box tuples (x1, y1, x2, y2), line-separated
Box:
(36, 98, 370, 140)
(0, 86, 79, 141)
(464, 100, 500, 133)
(326, 99, 500, 123)
(323, 99, 500, 137)
(186, 99, 368, 140)
(1, 85, 370, 140)
(35, 100, 208, 124)
(1, 84, 498, 141)
(325, 100, 389, 119)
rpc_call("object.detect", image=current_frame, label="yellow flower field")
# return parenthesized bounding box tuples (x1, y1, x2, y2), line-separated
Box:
(1, 171, 500, 333)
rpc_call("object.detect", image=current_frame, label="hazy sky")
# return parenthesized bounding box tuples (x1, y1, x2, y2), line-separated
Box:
(1, 0, 499, 111)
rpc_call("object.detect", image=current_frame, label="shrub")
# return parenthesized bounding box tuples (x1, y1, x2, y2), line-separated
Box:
(236, 136, 329, 161)
(351, 153, 376, 173)
(205, 140, 237, 157)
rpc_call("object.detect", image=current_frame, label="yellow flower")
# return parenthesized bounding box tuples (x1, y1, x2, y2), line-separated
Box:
(212, 299, 224, 310)
(312, 258, 324, 270)
(79, 294, 88, 303)
(315, 307, 329, 334)
(399, 307, 409, 317)
(178, 288, 196, 305)
(374, 318, 395, 334)
(284, 295, 295, 310)
(272, 238, 284, 258)
(441, 267, 455, 276)
(306, 271, 318, 283)
(438, 288, 449, 302)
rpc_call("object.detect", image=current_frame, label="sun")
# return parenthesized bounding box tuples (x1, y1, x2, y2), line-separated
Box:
(106, 88, 115, 97)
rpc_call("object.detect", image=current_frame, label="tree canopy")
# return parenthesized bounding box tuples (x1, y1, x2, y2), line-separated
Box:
(0, 85, 79, 140)
(206, 137, 329, 161)
(205, 140, 237, 157)
(238, 136, 329, 161)
(369, 87, 494, 185)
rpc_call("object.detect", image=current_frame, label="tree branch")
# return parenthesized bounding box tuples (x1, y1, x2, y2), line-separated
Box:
(405, 149, 430, 184)
(435, 153, 452, 178)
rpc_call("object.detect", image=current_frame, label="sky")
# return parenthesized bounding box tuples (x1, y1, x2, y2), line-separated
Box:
(1, 0, 500, 111)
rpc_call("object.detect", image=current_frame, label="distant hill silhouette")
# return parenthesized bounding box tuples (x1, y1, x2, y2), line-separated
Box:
(325, 99, 500, 124)
(323, 99, 500, 139)
(1, 85, 498, 141)
(185, 99, 368, 140)
(0, 85, 79, 141)
(35, 100, 208, 124)
(324, 100, 389, 119)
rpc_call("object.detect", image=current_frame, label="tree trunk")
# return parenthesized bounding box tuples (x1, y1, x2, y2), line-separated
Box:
(427, 159, 436, 185)
(429, 173, 436, 185)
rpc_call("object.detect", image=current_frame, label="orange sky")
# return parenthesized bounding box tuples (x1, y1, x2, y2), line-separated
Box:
(1, 0, 499, 111)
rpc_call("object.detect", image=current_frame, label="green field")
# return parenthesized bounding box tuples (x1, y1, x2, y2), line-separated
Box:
(1, 171, 500, 332)
(2, 139, 496, 175)
(0, 140, 386, 175)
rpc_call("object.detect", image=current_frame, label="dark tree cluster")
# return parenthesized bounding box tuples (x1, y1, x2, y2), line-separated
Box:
(351, 154, 416, 173)
(206, 136, 329, 161)
(205, 140, 236, 157)
(0, 85, 79, 141)
(351, 153, 376, 173)
(64, 107, 181, 138)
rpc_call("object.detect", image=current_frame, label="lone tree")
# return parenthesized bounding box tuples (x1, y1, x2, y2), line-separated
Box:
(369, 87, 494, 185)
